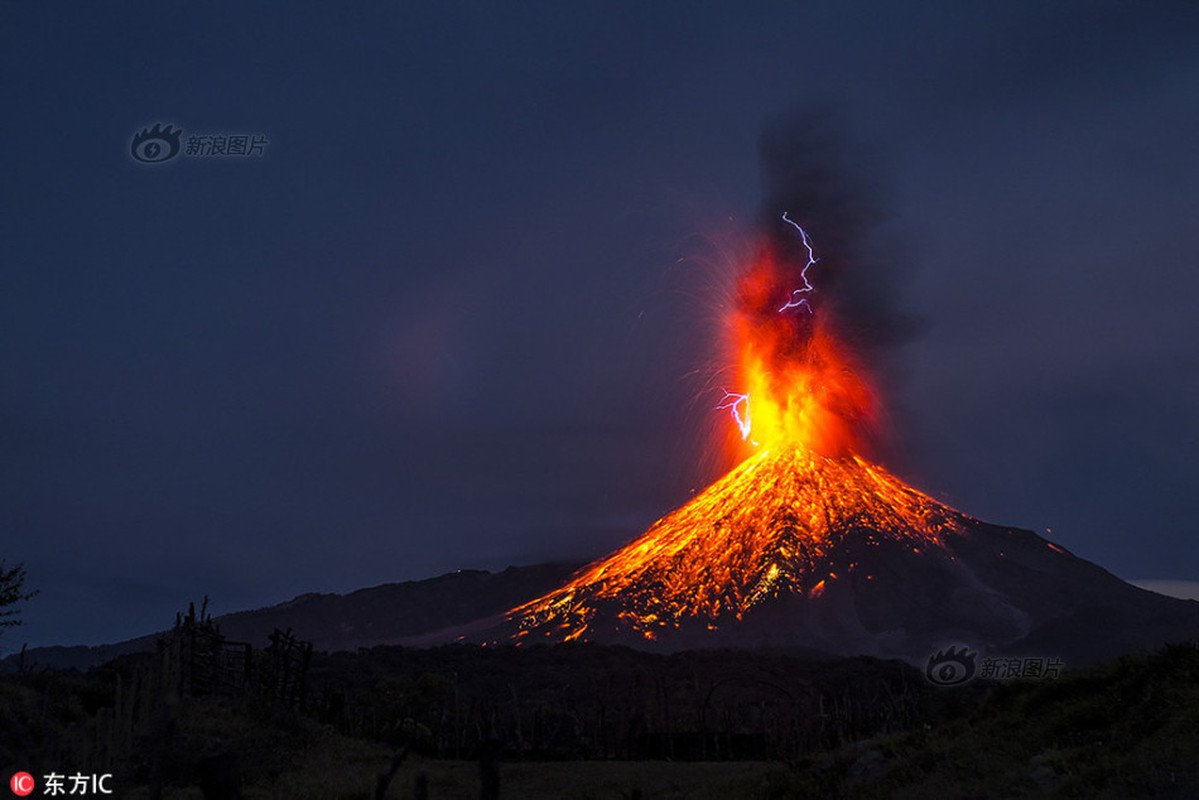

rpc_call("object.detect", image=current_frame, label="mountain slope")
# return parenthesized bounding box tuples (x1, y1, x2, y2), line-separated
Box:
(216, 562, 579, 650)
(503, 447, 1199, 664)
(3, 563, 580, 672)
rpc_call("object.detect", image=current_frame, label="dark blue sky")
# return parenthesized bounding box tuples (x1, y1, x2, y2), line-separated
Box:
(3, 1, 1197, 649)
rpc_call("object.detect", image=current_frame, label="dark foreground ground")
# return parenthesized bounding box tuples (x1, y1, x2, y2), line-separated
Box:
(1, 633, 1196, 799)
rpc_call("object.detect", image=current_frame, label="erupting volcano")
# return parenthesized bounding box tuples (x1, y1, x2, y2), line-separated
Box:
(504, 216, 1003, 657)
(490, 130, 1199, 664)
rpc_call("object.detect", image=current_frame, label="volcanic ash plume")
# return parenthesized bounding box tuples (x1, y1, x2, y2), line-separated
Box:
(756, 106, 920, 374)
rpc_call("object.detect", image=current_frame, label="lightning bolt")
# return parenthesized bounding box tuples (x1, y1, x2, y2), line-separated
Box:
(719, 213, 817, 443)
(778, 211, 818, 314)
(717, 390, 753, 441)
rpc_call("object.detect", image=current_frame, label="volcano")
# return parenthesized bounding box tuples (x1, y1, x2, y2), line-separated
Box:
(504, 446, 1197, 663)
(494, 204, 1199, 664)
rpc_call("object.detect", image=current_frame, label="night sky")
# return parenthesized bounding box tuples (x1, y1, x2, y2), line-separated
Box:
(4, 1, 1198, 650)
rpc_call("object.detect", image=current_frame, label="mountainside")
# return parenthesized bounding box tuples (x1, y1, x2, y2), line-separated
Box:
(502, 447, 1199, 665)
(215, 562, 579, 650)
(3, 563, 580, 672)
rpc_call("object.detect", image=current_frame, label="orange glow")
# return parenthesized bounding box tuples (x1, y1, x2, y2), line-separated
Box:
(509, 447, 967, 642)
(506, 232, 963, 644)
(727, 241, 876, 458)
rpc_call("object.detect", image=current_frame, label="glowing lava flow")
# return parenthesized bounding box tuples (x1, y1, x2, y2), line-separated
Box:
(510, 448, 966, 643)
(507, 216, 966, 645)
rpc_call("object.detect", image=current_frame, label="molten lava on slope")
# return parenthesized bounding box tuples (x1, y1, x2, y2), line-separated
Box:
(512, 447, 967, 645)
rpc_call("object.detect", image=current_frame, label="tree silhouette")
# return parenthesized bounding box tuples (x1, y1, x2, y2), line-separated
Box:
(0, 561, 37, 639)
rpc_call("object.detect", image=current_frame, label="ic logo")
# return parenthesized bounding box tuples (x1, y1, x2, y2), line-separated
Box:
(925, 645, 977, 686)
(130, 122, 182, 163)
(9, 772, 35, 797)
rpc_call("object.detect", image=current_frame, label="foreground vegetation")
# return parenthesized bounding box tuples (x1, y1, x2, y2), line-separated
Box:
(1, 638, 1196, 798)
(763, 642, 1199, 798)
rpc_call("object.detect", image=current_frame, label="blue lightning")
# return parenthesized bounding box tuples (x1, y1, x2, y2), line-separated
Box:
(778, 211, 818, 314)
(717, 390, 753, 441)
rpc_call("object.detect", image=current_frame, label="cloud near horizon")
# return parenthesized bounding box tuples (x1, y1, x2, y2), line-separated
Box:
(1130, 580, 1199, 602)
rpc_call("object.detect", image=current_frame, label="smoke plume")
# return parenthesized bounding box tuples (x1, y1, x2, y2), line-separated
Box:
(757, 105, 921, 371)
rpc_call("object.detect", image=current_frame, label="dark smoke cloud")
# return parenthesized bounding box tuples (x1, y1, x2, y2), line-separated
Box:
(758, 105, 923, 368)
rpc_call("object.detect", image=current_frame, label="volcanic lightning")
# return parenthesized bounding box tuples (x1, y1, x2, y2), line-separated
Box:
(722, 213, 877, 458)
(505, 199, 971, 647)
(722, 212, 827, 445)
(777, 211, 818, 314)
(716, 390, 754, 442)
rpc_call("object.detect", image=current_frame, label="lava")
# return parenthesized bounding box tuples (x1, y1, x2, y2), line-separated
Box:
(510, 447, 966, 643)
(507, 215, 962, 644)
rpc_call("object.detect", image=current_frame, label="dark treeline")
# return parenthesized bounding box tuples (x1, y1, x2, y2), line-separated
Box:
(0, 612, 985, 797)
(307, 642, 967, 761)
(5, 627, 1195, 797)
